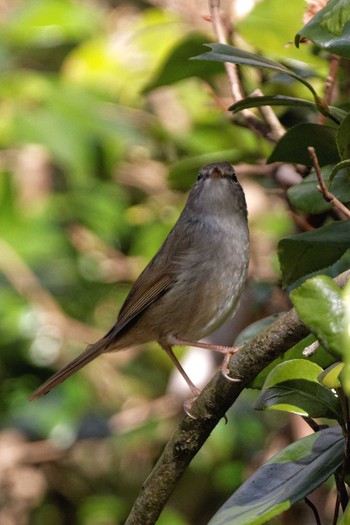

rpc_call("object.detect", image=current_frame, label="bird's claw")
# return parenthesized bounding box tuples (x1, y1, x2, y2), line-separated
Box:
(183, 397, 199, 419)
(221, 352, 241, 383)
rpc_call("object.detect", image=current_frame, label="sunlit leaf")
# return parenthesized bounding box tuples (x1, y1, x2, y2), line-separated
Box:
(342, 280, 350, 394)
(255, 359, 341, 420)
(318, 362, 343, 389)
(290, 275, 344, 356)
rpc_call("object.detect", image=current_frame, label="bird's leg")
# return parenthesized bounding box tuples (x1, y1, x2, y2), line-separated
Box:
(168, 335, 237, 354)
(169, 336, 242, 382)
(161, 343, 201, 398)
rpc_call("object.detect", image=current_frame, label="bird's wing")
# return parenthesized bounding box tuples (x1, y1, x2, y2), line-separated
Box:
(104, 225, 189, 341)
(104, 269, 174, 340)
(29, 226, 189, 400)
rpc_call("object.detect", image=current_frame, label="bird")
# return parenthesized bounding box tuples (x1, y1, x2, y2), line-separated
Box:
(29, 161, 249, 402)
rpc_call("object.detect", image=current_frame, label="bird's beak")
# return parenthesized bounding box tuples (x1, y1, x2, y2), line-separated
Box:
(209, 166, 223, 179)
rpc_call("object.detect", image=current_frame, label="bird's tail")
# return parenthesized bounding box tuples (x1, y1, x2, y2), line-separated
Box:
(29, 337, 110, 400)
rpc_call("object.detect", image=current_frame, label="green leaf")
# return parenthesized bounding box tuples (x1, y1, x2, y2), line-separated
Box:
(209, 427, 344, 525)
(229, 96, 346, 122)
(262, 359, 322, 388)
(341, 279, 350, 394)
(296, 0, 350, 58)
(278, 220, 350, 287)
(329, 160, 350, 187)
(143, 33, 223, 92)
(192, 43, 339, 122)
(318, 362, 343, 389)
(319, 0, 350, 36)
(254, 360, 341, 420)
(290, 275, 344, 356)
(255, 380, 341, 418)
(192, 43, 294, 75)
(268, 123, 339, 166)
(251, 334, 336, 390)
(287, 168, 350, 214)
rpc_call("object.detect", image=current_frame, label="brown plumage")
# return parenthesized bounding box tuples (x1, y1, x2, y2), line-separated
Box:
(30, 161, 249, 401)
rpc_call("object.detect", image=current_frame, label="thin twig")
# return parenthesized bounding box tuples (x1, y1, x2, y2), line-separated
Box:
(208, 0, 272, 139)
(253, 88, 285, 141)
(304, 497, 322, 525)
(209, 0, 243, 102)
(334, 471, 349, 512)
(308, 147, 350, 219)
(125, 270, 350, 525)
(302, 416, 323, 433)
(318, 54, 340, 124)
(333, 494, 341, 525)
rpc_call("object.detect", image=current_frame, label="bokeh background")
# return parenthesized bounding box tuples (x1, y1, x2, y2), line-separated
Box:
(0, 1, 331, 524)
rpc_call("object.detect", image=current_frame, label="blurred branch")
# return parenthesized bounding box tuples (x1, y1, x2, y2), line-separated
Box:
(0, 239, 140, 401)
(68, 224, 141, 282)
(209, 0, 243, 102)
(0, 239, 101, 344)
(125, 269, 350, 525)
(109, 394, 181, 433)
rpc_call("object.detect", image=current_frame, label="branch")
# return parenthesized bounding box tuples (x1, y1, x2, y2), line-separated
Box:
(308, 147, 350, 219)
(125, 269, 350, 525)
(208, 0, 273, 140)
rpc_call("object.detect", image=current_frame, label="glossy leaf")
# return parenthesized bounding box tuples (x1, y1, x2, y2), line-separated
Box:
(209, 427, 344, 525)
(193, 43, 294, 74)
(342, 280, 350, 394)
(229, 95, 346, 122)
(268, 123, 339, 166)
(329, 160, 350, 186)
(192, 43, 340, 122)
(290, 275, 344, 356)
(254, 360, 341, 420)
(318, 362, 343, 389)
(278, 220, 350, 287)
(296, 0, 350, 58)
(287, 168, 350, 214)
(251, 334, 336, 390)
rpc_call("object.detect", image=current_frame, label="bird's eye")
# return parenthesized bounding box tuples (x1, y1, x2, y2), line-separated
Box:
(229, 171, 237, 182)
(197, 172, 205, 181)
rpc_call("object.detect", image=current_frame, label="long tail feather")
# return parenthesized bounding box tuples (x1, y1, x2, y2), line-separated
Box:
(29, 338, 110, 400)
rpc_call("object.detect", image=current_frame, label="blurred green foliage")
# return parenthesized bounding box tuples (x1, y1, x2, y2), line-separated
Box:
(0, 0, 348, 524)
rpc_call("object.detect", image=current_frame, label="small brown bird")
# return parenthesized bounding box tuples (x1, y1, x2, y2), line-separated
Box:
(30, 161, 249, 401)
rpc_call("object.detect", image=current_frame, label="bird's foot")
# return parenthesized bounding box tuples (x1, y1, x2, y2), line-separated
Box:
(183, 396, 200, 419)
(221, 347, 242, 382)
